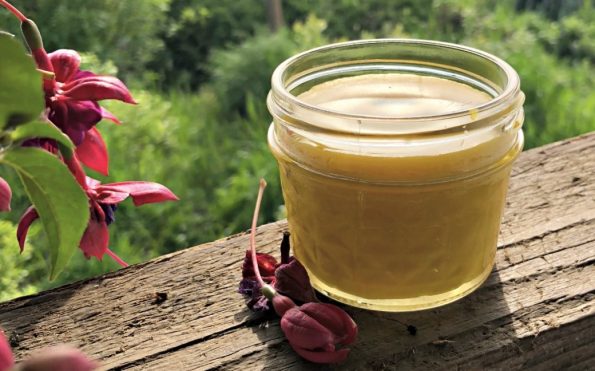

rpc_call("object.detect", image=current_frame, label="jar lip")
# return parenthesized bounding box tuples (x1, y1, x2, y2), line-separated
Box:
(270, 38, 521, 124)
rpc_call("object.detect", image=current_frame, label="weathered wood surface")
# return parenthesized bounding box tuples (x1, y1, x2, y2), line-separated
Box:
(1, 132, 594, 370)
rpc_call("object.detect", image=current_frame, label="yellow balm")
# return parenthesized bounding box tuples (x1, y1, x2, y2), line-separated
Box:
(268, 40, 524, 311)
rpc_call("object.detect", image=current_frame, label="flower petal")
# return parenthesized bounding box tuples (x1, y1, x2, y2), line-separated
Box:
(48, 49, 81, 82)
(76, 127, 109, 176)
(275, 259, 317, 303)
(67, 101, 103, 131)
(85, 177, 102, 189)
(62, 76, 136, 104)
(280, 307, 335, 351)
(48, 101, 102, 145)
(242, 250, 278, 279)
(299, 303, 358, 346)
(0, 177, 12, 212)
(17, 206, 39, 252)
(0, 330, 14, 371)
(79, 219, 109, 260)
(96, 181, 178, 206)
(96, 190, 129, 205)
(290, 344, 350, 364)
(101, 107, 121, 125)
(18, 345, 97, 371)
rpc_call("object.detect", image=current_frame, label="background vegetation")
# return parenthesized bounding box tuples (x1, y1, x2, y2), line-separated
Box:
(1, 0, 593, 300)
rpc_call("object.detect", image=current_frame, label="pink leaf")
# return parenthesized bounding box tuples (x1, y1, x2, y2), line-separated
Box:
(0, 177, 12, 212)
(97, 181, 179, 206)
(76, 127, 109, 176)
(101, 107, 121, 125)
(48, 49, 81, 83)
(79, 219, 109, 260)
(0, 330, 14, 371)
(62, 76, 136, 104)
(17, 207, 39, 252)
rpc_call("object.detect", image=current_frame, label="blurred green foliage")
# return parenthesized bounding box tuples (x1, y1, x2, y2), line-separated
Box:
(0, 0, 594, 300)
(0, 221, 40, 301)
(0, 0, 169, 83)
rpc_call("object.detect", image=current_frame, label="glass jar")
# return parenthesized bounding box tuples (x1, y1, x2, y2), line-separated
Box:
(267, 39, 524, 312)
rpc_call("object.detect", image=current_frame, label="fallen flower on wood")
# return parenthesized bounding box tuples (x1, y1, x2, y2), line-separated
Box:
(239, 179, 358, 364)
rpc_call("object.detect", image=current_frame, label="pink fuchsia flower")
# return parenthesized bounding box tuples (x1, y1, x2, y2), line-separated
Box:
(0, 328, 96, 371)
(46, 49, 135, 145)
(5, 4, 125, 176)
(17, 155, 178, 266)
(17, 346, 97, 371)
(0, 330, 14, 371)
(0, 177, 12, 212)
(239, 232, 317, 311)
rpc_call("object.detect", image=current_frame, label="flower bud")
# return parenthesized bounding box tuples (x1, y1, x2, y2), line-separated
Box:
(0, 177, 12, 212)
(20, 19, 43, 50)
(271, 293, 297, 316)
(20, 19, 53, 74)
(280, 302, 358, 364)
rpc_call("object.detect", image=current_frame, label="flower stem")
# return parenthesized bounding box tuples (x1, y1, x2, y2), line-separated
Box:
(106, 248, 129, 268)
(250, 179, 267, 287)
(0, 0, 27, 22)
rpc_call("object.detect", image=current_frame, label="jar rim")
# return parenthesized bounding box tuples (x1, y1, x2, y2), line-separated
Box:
(269, 38, 523, 134)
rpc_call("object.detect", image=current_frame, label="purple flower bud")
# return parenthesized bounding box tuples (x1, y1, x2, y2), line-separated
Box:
(280, 302, 358, 364)
(0, 177, 12, 212)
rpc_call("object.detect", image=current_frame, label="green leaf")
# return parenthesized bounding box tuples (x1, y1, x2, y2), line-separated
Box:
(0, 147, 89, 280)
(10, 121, 75, 151)
(0, 33, 44, 129)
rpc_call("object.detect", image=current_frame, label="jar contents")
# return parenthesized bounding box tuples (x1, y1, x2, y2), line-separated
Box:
(269, 73, 522, 311)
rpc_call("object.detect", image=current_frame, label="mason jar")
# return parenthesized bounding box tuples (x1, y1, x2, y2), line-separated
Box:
(267, 39, 524, 312)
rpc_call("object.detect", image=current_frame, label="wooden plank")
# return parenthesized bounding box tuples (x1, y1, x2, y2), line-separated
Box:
(0, 132, 594, 370)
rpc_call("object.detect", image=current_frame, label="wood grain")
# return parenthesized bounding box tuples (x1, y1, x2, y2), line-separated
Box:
(1, 132, 594, 370)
